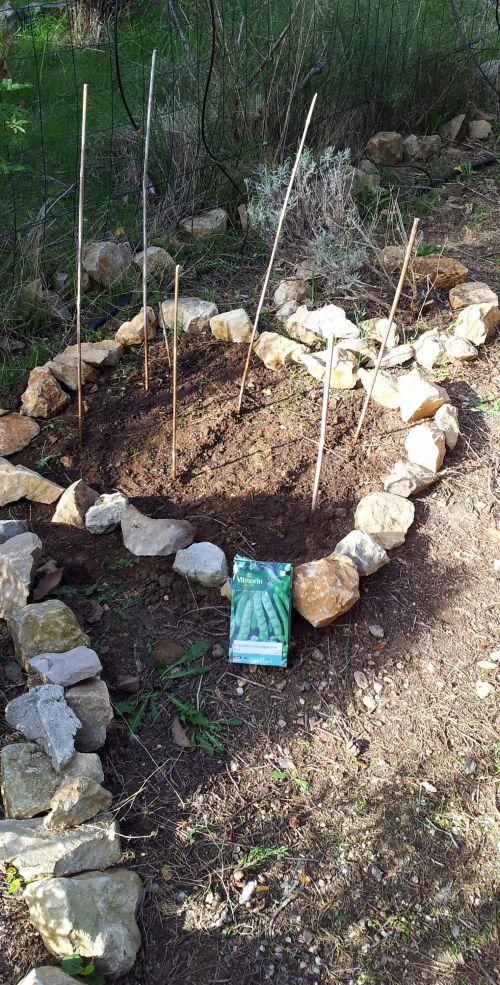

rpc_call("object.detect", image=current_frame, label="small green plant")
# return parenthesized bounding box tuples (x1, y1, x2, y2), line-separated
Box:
(61, 954, 105, 983)
(115, 689, 161, 735)
(238, 844, 288, 870)
(155, 640, 213, 682)
(417, 243, 442, 256)
(272, 769, 312, 794)
(36, 453, 58, 470)
(168, 695, 241, 755)
(469, 391, 500, 414)
(106, 556, 137, 571)
(3, 864, 23, 895)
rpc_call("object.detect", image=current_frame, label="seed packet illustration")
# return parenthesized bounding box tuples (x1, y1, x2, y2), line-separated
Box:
(229, 555, 292, 667)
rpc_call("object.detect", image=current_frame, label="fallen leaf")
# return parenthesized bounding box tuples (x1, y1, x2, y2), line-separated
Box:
(160, 865, 172, 881)
(86, 599, 104, 624)
(354, 670, 368, 689)
(299, 870, 311, 886)
(289, 815, 300, 830)
(33, 561, 63, 600)
(172, 714, 191, 749)
(369, 624, 384, 639)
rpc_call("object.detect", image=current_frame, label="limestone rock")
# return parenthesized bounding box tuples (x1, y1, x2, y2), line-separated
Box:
(121, 505, 194, 556)
(361, 316, 399, 350)
(10, 599, 89, 665)
(82, 241, 133, 286)
(46, 352, 98, 392)
(378, 245, 405, 271)
(20, 367, 71, 419)
(468, 119, 491, 139)
(402, 134, 422, 160)
(1, 742, 103, 819)
(358, 367, 400, 409)
(348, 165, 380, 197)
(210, 308, 253, 343)
(5, 685, 81, 772)
(220, 580, 232, 600)
(435, 403, 460, 450)
(453, 301, 499, 345)
(0, 457, 64, 507)
(28, 646, 102, 687)
(413, 329, 446, 370)
(17, 968, 77, 985)
(115, 306, 157, 346)
(296, 352, 329, 382)
(284, 305, 318, 346)
(443, 335, 478, 362)
(330, 348, 358, 389)
(0, 518, 28, 544)
(134, 245, 175, 277)
(0, 413, 39, 456)
(405, 134, 442, 160)
(398, 369, 449, 423)
(383, 459, 438, 497)
(0, 814, 120, 880)
(439, 114, 467, 142)
(273, 279, 308, 307)
(293, 553, 359, 628)
(366, 131, 403, 164)
(304, 305, 359, 341)
(449, 281, 498, 310)
(410, 255, 468, 290)
(45, 777, 113, 830)
(51, 479, 99, 528)
(380, 344, 414, 368)
(275, 299, 299, 324)
(173, 541, 228, 587)
(405, 424, 446, 473)
(333, 530, 389, 576)
(23, 869, 142, 975)
(63, 339, 124, 368)
(85, 491, 129, 534)
(66, 679, 113, 752)
(355, 491, 415, 549)
(254, 331, 305, 369)
(0, 531, 42, 619)
(180, 207, 228, 240)
(161, 296, 218, 334)
(0, 1, 18, 32)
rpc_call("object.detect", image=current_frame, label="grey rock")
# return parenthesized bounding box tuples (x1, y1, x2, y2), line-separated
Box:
(383, 459, 439, 498)
(0, 518, 28, 544)
(28, 646, 102, 687)
(16, 968, 77, 985)
(439, 113, 467, 142)
(121, 505, 194, 557)
(5, 685, 81, 772)
(23, 869, 143, 975)
(161, 296, 218, 334)
(45, 776, 112, 830)
(65, 679, 113, 752)
(1, 742, 103, 819)
(0, 814, 121, 880)
(0, 531, 42, 619)
(8, 599, 90, 665)
(82, 241, 133, 287)
(180, 207, 228, 240)
(85, 491, 129, 534)
(334, 530, 389, 576)
(173, 541, 228, 587)
(480, 58, 500, 89)
(0, 457, 64, 507)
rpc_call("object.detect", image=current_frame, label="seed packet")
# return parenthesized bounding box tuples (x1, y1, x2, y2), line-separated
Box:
(229, 555, 293, 667)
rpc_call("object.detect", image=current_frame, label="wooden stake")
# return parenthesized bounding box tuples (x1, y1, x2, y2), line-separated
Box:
(353, 217, 420, 443)
(237, 92, 318, 414)
(76, 83, 88, 450)
(171, 264, 180, 479)
(310, 332, 335, 515)
(142, 49, 157, 391)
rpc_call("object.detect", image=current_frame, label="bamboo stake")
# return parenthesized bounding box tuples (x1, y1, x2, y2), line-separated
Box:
(353, 217, 420, 443)
(237, 92, 318, 414)
(310, 331, 335, 515)
(76, 83, 88, 450)
(171, 264, 180, 479)
(142, 49, 157, 391)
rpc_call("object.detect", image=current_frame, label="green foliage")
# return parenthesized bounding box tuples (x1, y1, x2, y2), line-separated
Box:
(168, 695, 242, 755)
(238, 844, 288, 870)
(155, 640, 213, 682)
(272, 769, 312, 794)
(3, 864, 23, 895)
(115, 689, 161, 735)
(61, 954, 105, 984)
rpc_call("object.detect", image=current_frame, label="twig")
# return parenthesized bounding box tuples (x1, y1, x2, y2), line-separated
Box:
(172, 263, 180, 479)
(237, 92, 317, 414)
(76, 83, 88, 450)
(353, 217, 420, 443)
(310, 332, 335, 514)
(142, 49, 157, 392)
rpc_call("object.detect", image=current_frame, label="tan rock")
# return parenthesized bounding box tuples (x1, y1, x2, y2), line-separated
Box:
(366, 131, 403, 164)
(0, 413, 39, 456)
(304, 305, 359, 341)
(360, 316, 399, 349)
(0, 457, 64, 507)
(413, 329, 447, 370)
(358, 367, 400, 409)
(51, 479, 99, 528)
(254, 331, 305, 369)
(180, 207, 228, 239)
(63, 339, 124, 368)
(210, 308, 254, 343)
(439, 114, 467, 142)
(65, 679, 113, 752)
(0, 814, 120, 880)
(383, 459, 438, 498)
(0, 532, 42, 619)
(355, 491, 415, 549)
(348, 165, 380, 197)
(1, 742, 104, 819)
(45, 776, 112, 830)
(21, 367, 70, 419)
(377, 245, 405, 271)
(9, 599, 90, 665)
(82, 241, 132, 286)
(46, 354, 98, 393)
(17, 966, 77, 984)
(410, 255, 468, 290)
(443, 335, 478, 362)
(380, 344, 414, 368)
(161, 296, 218, 333)
(419, 134, 442, 160)
(449, 281, 498, 309)
(453, 301, 499, 345)
(133, 246, 175, 277)
(273, 279, 308, 307)
(330, 348, 359, 389)
(468, 119, 491, 139)
(398, 369, 449, 423)
(220, 580, 232, 600)
(293, 553, 359, 628)
(435, 403, 460, 450)
(296, 352, 329, 381)
(405, 424, 446, 473)
(285, 305, 318, 346)
(275, 299, 299, 324)
(115, 306, 157, 345)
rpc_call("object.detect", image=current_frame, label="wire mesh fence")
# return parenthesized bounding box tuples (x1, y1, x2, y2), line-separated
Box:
(1, 0, 499, 289)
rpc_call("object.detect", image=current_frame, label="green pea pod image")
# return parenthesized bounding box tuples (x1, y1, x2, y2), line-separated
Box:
(273, 592, 289, 634)
(250, 604, 259, 636)
(253, 592, 269, 641)
(234, 589, 250, 631)
(239, 595, 254, 641)
(261, 591, 284, 641)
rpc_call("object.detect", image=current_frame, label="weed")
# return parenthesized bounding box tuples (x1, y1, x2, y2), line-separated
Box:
(417, 243, 442, 256)
(272, 769, 312, 794)
(61, 954, 104, 984)
(106, 556, 137, 571)
(115, 689, 161, 735)
(2, 864, 23, 895)
(35, 453, 58, 470)
(168, 695, 241, 755)
(469, 391, 500, 415)
(238, 844, 288, 871)
(155, 640, 213, 682)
